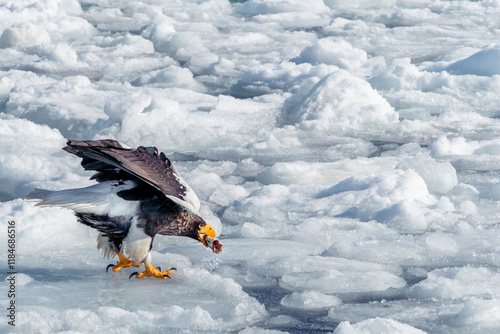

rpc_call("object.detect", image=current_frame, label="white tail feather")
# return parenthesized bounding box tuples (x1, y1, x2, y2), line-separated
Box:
(26, 181, 139, 217)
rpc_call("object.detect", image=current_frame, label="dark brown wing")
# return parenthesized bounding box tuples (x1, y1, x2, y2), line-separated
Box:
(64, 140, 201, 213)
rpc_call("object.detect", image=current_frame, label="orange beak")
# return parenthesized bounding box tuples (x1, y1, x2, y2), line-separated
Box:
(198, 224, 216, 248)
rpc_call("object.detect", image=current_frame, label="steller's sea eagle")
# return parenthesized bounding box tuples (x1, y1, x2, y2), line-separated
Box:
(27, 139, 223, 279)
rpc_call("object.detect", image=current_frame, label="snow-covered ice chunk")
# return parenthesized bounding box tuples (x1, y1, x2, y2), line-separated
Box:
(239, 327, 290, 334)
(408, 267, 500, 300)
(444, 45, 500, 77)
(289, 70, 399, 132)
(369, 58, 421, 91)
(236, 0, 331, 15)
(47, 43, 78, 64)
(0, 117, 68, 200)
(396, 154, 458, 194)
(333, 317, 426, 334)
(15, 273, 34, 286)
(424, 232, 458, 257)
(430, 136, 478, 158)
(325, 0, 397, 9)
(132, 66, 205, 91)
(448, 298, 500, 329)
(280, 290, 342, 310)
(0, 23, 51, 48)
(319, 169, 436, 232)
(294, 38, 367, 69)
(280, 268, 406, 294)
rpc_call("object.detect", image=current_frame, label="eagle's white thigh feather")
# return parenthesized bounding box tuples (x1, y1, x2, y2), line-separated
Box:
(96, 233, 116, 259)
(124, 218, 152, 265)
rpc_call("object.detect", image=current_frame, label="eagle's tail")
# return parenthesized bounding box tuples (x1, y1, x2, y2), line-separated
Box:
(26, 188, 62, 205)
(26, 187, 109, 213)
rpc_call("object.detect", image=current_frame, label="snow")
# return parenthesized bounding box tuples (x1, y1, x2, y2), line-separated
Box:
(1, 0, 500, 333)
(334, 317, 426, 334)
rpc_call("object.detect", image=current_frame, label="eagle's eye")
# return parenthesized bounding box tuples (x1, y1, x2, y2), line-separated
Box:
(198, 223, 204, 229)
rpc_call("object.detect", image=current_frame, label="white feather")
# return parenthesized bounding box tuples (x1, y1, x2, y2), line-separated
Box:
(27, 180, 139, 217)
(124, 218, 152, 265)
(96, 233, 116, 259)
(168, 173, 200, 214)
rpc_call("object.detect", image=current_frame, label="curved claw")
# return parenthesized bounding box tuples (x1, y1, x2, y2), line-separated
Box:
(163, 268, 176, 278)
(106, 264, 114, 272)
(156, 266, 161, 272)
(129, 272, 139, 279)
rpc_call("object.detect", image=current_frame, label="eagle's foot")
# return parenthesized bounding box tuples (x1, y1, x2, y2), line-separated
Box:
(129, 264, 177, 279)
(106, 253, 137, 272)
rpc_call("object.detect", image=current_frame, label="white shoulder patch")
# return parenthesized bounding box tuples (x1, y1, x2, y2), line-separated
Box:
(170, 172, 201, 214)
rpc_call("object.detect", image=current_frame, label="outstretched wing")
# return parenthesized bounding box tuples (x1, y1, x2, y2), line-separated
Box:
(64, 140, 200, 213)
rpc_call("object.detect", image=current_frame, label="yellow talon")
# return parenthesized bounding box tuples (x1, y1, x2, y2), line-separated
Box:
(110, 253, 136, 272)
(130, 264, 176, 279)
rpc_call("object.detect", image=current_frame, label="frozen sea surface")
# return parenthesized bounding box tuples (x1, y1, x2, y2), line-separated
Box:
(1, 0, 500, 333)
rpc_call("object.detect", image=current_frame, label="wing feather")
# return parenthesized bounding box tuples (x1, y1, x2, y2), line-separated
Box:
(64, 140, 201, 213)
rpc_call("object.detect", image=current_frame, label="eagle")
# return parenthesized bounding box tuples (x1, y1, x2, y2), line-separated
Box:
(27, 139, 223, 279)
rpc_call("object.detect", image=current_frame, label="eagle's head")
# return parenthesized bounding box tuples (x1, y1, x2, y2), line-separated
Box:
(197, 222, 215, 247)
(196, 221, 223, 253)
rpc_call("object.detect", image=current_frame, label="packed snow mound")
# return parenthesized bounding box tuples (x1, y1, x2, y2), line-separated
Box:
(288, 70, 399, 132)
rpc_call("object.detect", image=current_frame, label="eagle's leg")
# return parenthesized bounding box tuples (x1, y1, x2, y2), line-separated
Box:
(129, 263, 176, 279)
(107, 253, 139, 272)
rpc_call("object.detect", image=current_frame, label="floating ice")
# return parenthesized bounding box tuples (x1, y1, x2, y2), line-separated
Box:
(280, 290, 342, 311)
(408, 267, 500, 300)
(334, 317, 426, 334)
(14, 273, 34, 286)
